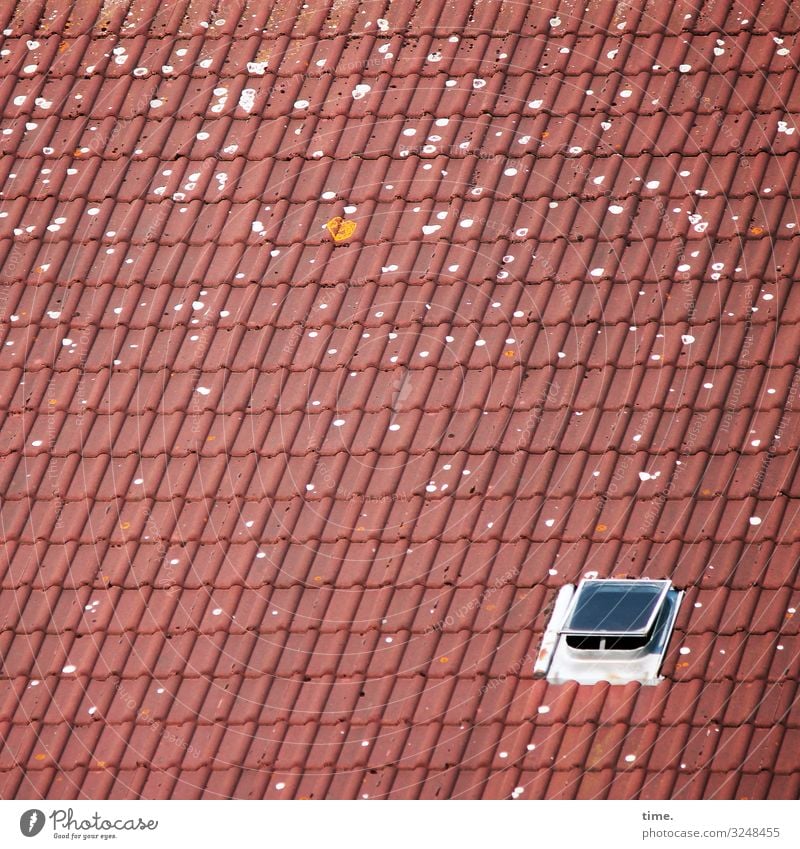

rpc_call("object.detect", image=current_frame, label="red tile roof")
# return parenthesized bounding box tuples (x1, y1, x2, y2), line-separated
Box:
(2, 0, 800, 800)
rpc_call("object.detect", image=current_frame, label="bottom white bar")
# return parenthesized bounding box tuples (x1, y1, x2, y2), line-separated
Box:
(1, 800, 797, 849)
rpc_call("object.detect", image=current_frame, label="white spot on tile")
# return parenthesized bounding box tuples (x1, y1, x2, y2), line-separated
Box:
(239, 88, 256, 112)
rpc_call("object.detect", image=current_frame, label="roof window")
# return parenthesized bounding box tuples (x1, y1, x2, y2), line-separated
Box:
(534, 579, 683, 686)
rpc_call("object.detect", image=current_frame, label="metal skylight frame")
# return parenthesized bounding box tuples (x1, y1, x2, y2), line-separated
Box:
(534, 578, 684, 686)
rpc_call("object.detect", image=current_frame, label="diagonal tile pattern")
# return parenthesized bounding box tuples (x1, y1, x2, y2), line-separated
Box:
(1, 0, 800, 799)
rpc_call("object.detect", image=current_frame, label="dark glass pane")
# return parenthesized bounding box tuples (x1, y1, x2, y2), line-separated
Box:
(565, 582, 665, 634)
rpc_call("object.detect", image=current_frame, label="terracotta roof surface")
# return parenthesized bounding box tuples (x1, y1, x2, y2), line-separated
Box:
(2, 0, 800, 801)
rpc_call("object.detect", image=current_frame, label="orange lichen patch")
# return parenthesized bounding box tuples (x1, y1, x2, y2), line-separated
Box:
(96, 761, 108, 768)
(34, 753, 47, 761)
(120, 521, 130, 529)
(326, 217, 357, 241)
(750, 226, 764, 235)
(504, 350, 515, 357)
(439, 656, 449, 663)
(313, 575, 323, 582)
(595, 523, 608, 532)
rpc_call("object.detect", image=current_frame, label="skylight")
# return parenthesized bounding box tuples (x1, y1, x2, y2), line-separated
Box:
(561, 579, 670, 636)
(534, 578, 683, 686)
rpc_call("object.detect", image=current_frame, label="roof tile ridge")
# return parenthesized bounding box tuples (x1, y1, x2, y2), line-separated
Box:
(4, 445, 794, 463)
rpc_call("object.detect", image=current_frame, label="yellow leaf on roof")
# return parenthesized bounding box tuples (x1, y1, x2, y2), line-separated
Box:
(326, 216, 357, 242)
